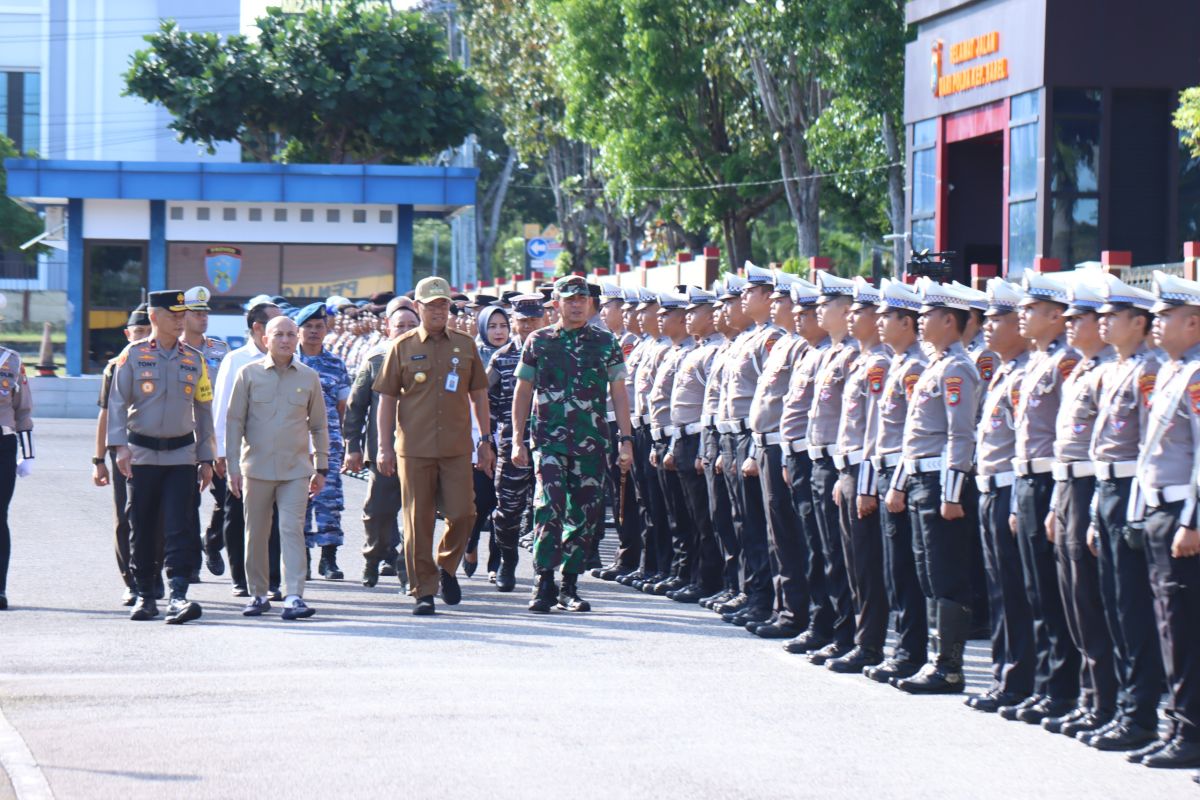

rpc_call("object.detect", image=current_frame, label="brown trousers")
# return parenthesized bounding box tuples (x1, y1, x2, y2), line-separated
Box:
(244, 476, 309, 599)
(397, 454, 476, 599)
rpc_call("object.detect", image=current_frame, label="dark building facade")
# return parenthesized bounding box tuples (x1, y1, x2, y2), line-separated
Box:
(904, 0, 1200, 280)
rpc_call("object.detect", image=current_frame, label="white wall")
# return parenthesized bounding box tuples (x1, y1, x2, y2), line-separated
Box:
(82, 199, 149, 239)
(165, 202, 399, 245)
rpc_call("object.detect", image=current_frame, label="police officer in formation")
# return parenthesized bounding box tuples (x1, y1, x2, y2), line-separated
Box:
(590, 263, 1200, 771)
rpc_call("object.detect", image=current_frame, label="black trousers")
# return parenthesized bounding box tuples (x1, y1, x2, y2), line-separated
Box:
(719, 431, 771, 607)
(810, 455, 854, 646)
(1145, 501, 1200, 741)
(633, 427, 665, 576)
(109, 448, 134, 589)
(963, 478, 989, 628)
(1054, 475, 1117, 713)
(836, 464, 887, 651)
(224, 484, 280, 590)
(978, 484, 1035, 697)
(492, 450, 533, 557)
(0, 434, 14, 594)
(757, 443, 806, 626)
(607, 428, 642, 570)
(1095, 476, 1165, 729)
(128, 464, 197, 591)
(467, 465, 498, 554)
(906, 472, 971, 605)
(674, 433, 721, 592)
(206, 475, 227, 553)
(878, 464, 928, 664)
(705, 436, 739, 592)
(1014, 473, 1080, 703)
(654, 440, 690, 579)
(785, 450, 833, 638)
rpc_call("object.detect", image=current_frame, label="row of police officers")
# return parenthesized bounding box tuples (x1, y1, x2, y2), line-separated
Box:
(590, 263, 1200, 771)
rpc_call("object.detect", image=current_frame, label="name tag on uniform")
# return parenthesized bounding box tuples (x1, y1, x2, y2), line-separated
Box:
(445, 372, 459, 392)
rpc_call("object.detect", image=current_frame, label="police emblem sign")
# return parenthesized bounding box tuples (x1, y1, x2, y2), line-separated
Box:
(205, 246, 242, 292)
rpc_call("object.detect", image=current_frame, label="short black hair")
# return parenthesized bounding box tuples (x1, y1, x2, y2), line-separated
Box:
(947, 307, 969, 334)
(245, 302, 277, 331)
(1128, 308, 1153, 333)
(894, 309, 919, 330)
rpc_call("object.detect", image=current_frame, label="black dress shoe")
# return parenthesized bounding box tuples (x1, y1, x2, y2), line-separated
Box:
(1077, 718, 1121, 745)
(413, 595, 436, 615)
(380, 561, 398, 577)
(129, 596, 159, 621)
(164, 598, 202, 625)
(998, 694, 1041, 721)
(598, 566, 630, 582)
(1061, 711, 1112, 738)
(205, 549, 225, 577)
(242, 597, 271, 616)
(1091, 723, 1159, 752)
(1042, 707, 1087, 734)
(650, 578, 676, 596)
(231, 584, 250, 598)
(0, 593, 6, 611)
(1018, 698, 1074, 725)
(281, 599, 316, 620)
(755, 622, 803, 640)
(1143, 739, 1200, 769)
(617, 569, 642, 587)
(827, 646, 884, 674)
(783, 630, 831, 655)
(269, 589, 283, 602)
(732, 606, 772, 626)
(866, 658, 923, 684)
(808, 642, 850, 665)
(671, 586, 705, 604)
(495, 560, 517, 593)
(700, 589, 731, 609)
(1126, 737, 1170, 764)
(121, 587, 138, 607)
(362, 560, 380, 588)
(463, 556, 478, 578)
(745, 614, 778, 634)
(965, 690, 1024, 713)
(439, 568, 462, 605)
(715, 593, 748, 615)
(893, 663, 965, 694)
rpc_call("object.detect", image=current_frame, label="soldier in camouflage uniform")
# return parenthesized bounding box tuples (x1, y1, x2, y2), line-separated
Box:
(511, 276, 634, 614)
(182, 286, 231, 583)
(488, 295, 545, 592)
(295, 302, 353, 580)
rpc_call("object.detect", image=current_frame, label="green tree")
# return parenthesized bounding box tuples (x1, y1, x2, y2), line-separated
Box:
(124, 1, 483, 164)
(0, 135, 46, 263)
(1177, 86, 1200, 158)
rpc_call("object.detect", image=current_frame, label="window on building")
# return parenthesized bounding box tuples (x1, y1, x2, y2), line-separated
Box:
(1049, 88, 1102, 266)
(1010, 89, 1040, 123)
(1008, 90, 1041, 277)
(169, 206, 184, 220)
(197, 207, 210, 221)
(326, 209, 340, 223)
(1, 71, 40, 153)
(300, 209, 314, 222)
(353, 209, 367, 223)
(274, 208, 287, 222)
(910, 119, 937, 255)
(380, 209, 394, 224)
(1008, 201, 1037, 278)
(1010, 123, 1038, 199)
(249, 208, 262, 222)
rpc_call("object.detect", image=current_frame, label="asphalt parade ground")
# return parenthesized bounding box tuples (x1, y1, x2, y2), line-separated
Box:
(0, 419, 1192, 799)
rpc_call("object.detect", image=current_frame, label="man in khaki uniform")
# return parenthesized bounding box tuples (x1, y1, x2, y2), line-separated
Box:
(375, 276, 493, 615)
(226, 315, 329, 621)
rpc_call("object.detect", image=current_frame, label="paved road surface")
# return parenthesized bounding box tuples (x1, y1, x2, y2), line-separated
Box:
(0, 420, 1191, 798)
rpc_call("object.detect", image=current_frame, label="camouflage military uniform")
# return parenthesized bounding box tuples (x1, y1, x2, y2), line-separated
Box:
(516, 324, 626, 575)
(489, 338, 532, 560)
(299, 348, 352, 547)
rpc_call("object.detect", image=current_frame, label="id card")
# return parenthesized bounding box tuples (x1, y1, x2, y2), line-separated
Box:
(445, 372, 460, 392)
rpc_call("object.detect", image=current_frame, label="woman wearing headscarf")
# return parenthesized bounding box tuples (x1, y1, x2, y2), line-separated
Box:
(464, 305, 511, 576)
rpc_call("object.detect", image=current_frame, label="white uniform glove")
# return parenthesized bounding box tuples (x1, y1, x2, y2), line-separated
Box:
(16, 458, 33, 478)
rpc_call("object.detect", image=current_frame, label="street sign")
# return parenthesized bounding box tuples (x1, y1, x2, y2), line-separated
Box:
(527, 238, 549, 259)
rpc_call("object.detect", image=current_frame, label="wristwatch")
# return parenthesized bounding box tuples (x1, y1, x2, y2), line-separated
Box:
(92, 456, 105, 466)
(317, 468, 330, 476)
(617, 435, 635, 444)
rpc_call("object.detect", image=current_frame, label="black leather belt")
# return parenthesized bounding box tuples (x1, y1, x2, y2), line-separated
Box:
(128, 431, 196, 451)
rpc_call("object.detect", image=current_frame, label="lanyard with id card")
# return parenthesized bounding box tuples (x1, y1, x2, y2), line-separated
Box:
(445, 356, 460, 392)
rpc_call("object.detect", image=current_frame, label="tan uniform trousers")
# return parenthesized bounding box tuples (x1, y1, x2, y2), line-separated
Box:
(397, 454, 476, 599)
(244, 476, 309, 599)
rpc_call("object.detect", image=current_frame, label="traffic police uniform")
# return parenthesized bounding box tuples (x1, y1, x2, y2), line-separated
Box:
(597, 284, 642, 578)
(1084, 277, 1165, 751)
(1048, 278, 1118, 735)
(966, 278, 1036, 712)
(107, 290, 215, 624)
(0, 320, 33, 609)
(828, 277, 891, 673)
(777, 282, 836, 653)
(646, 292, 697, 595)
(1126, 271, 1200, 768)
(747, 278, 807, 637)
(864, 278, 929, 682)
(805, 270, 860, 663)
(891, 280, 981, 693)
(182, 286, 231, 580)
(667, 286, 724, 602)
(962, 285, 995, 636)
(716, 263, 783, 625)
(1008, 271, 1082, 720)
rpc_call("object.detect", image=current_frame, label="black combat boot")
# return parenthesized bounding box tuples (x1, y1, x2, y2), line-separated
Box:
(495, 550, 518, 593)
(528, 571, 558, 613)
(130, 581, 159, 621)
(164, 577, 202, 625)
(895, 600, 969, 694)
(319, 545, 344, 580)
(557, 573, 592, 612)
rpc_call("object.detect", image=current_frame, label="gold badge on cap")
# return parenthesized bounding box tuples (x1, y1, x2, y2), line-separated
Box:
(177, 293, 185, 304)
(414, 372, 427, 383)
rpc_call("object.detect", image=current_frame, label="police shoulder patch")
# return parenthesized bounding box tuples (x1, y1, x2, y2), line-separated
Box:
(1138, 373, 1156, 409)
(1189, 380, 1200, 415)
(903, 373, 919, 398)
(867, 364, 885, 394)
(976, 355, 994, 382)
(945, 375, 964, 406)
(1058, 357, 1079, 381)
